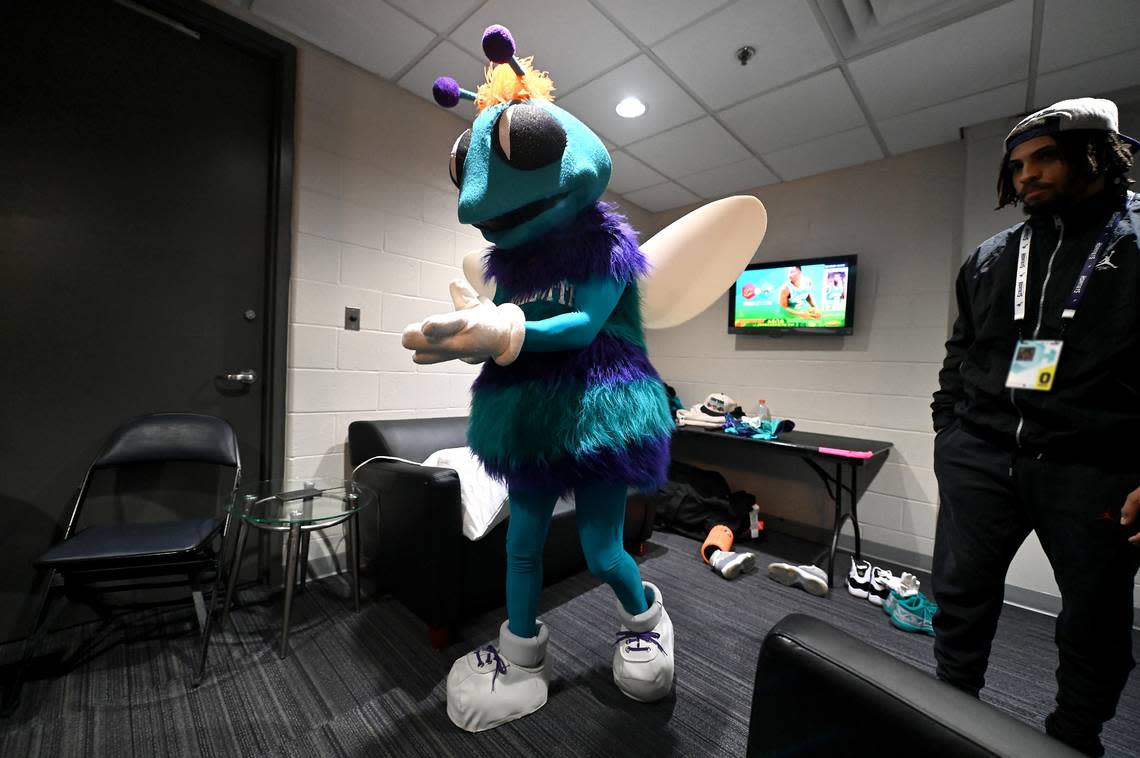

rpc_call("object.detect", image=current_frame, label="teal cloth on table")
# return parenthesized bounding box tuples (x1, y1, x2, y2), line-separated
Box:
(723, 415, 796, 440)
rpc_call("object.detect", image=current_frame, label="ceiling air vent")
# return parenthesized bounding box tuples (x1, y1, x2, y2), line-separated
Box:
(818, 0, 1012, 58)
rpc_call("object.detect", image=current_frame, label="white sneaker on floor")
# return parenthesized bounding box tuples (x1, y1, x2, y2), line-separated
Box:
(446, 620, 549, 732)
(846, 558, 873, 599)
(892, 571, 920, 596)
(867, 567, 895, 606)
(709, 549, 756, 579)
(613, 581, 674, 702)
(867, 567, 921, 607)
(767, 562, 829, 596)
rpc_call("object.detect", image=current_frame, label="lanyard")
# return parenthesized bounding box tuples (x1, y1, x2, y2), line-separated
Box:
(1013, 205, 1125, 324)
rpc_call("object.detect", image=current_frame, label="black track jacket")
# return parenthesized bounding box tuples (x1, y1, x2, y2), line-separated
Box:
(932, 189, 1140, 466)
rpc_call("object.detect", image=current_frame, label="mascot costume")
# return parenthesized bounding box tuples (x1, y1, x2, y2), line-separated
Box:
(401, 24, 767, 732)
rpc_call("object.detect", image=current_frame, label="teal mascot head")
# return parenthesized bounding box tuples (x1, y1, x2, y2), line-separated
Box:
(432, 25, 611, 249)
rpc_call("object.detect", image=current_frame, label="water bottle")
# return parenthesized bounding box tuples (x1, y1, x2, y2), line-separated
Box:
(756, 399, 772, 423)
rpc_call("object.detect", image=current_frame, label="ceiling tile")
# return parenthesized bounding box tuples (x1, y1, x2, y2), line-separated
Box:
(627, 117, 751, 179)
(591, 0, 728, 46)
(1038, 0, 1139, 73)
(622, 182, 701, 213)
(253, 0, 435, 79)
(762, 126, 883, 181)
(720, 69, 865, 155)
(557, 56, 705, 146)
(386, 0, 482, 34)
(608, 151, 667, 194)
(849, 0, 1032, 120)
(677, 158, 778, 199)
(450, 0, 639, 92)
(1033, 48, 1140, 109)
(652, 0, 836, 111)
(878, 82, 1026, 155)
(397, 41, 485, 121)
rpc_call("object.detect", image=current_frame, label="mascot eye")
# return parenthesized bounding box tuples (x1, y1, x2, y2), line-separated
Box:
(449, 129, 472, 189)
(493, 104, 566, 170)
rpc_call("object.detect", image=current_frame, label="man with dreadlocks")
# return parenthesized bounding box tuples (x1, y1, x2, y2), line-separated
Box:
(931, 98, 1140, 756)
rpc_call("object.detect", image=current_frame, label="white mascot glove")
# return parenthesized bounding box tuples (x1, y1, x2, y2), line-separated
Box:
(401, 279, 526, 366)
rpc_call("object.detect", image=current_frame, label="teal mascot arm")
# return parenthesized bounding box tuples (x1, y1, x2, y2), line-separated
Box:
(521, 277, 624, 352)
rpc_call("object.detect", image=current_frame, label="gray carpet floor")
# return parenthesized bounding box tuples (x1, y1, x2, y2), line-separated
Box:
(1, 529, 1137, 757)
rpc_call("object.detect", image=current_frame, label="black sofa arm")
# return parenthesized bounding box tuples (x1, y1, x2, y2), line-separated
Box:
(624, 490, 656, 548)
(747, 613, 1082, 757)
(349, 417, 467, 466)
(352, 459, 464, 630)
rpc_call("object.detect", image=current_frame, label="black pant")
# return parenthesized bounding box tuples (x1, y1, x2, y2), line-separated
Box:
(932, 422, 1140, 755)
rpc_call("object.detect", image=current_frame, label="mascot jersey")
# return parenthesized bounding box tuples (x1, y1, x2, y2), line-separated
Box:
(469, 202, 673, 496)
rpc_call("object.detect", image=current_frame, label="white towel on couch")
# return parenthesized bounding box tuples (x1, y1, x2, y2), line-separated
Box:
(422, 447, 575, 541)
(422, 447, 509, 541)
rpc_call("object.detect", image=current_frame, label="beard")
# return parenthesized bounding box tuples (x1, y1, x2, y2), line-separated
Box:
(1019, 178, 1093, 216)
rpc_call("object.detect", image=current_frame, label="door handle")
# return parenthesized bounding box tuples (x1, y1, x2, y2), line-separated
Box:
(220, 369, 257, 384)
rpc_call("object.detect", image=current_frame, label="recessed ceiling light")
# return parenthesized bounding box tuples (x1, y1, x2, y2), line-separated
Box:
(615, 97, 646, 118)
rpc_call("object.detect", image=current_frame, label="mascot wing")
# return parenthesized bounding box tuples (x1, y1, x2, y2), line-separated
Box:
(640, 195, 767, 330)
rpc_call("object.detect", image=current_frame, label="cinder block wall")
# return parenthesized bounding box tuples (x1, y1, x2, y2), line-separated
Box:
(286, 47, 486, 485)
(646, 142, 965, 565)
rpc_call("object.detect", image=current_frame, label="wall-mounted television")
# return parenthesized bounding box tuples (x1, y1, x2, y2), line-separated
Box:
(728, 254, 857, 335)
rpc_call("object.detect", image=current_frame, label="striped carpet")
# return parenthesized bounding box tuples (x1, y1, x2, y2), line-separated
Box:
(2, 530, 1137, 757)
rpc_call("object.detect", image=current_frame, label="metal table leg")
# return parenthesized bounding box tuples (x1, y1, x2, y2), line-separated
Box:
(280, 523, 301, 659)
(804, 459, 862, 592)
(298, 532, 310, 591)
(347, 511, 361, 611)
(826, 461, 843, 588)
(258, 530, 270, 586)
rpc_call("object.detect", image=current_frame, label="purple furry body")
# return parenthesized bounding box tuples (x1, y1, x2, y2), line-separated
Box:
(483, 202, 648, 297)
(480, 434, 671, 495)
(468, 202, 672, 495)
(472, 332, 660, 391)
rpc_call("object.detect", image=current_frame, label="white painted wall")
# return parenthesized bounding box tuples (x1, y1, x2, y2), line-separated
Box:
(281, 47, 485, 564)
(646, 143, 963, 564)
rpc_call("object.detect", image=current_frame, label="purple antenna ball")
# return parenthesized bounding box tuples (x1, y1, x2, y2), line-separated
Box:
(432, 77, 461, 108)
(482, 25, 516, 63)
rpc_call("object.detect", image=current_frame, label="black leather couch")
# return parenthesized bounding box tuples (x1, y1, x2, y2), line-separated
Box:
(747, 614, 1082, 757)
(348, 417, 656, 648)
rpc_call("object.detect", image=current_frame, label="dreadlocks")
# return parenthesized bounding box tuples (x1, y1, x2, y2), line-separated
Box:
(996, 130, 1135, 209)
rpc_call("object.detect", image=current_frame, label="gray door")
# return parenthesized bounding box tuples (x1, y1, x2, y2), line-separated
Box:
(0, 1, 293, 641)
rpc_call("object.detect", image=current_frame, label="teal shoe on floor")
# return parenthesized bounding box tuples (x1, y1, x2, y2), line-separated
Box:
(888, 592, 938, 636)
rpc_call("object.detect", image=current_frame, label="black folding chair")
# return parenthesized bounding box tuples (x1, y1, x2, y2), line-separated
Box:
(3, 413, 241, 712)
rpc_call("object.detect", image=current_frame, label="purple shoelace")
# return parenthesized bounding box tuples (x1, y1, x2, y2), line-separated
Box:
(614, 630, 666, 654)
(475, 644, 509, 690)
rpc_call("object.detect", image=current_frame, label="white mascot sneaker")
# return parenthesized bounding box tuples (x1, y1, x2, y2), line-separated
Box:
(613, 581, 674, 702)
(446, 620, 549, 732)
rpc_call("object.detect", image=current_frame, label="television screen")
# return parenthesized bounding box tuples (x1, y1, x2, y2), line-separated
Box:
(728, 254, 857, 335)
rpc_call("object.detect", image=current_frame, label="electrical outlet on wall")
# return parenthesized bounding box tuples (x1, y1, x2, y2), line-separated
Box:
(344, 307, 360, 331)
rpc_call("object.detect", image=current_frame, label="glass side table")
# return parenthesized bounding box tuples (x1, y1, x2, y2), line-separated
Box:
(220, 478, 375, 658)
